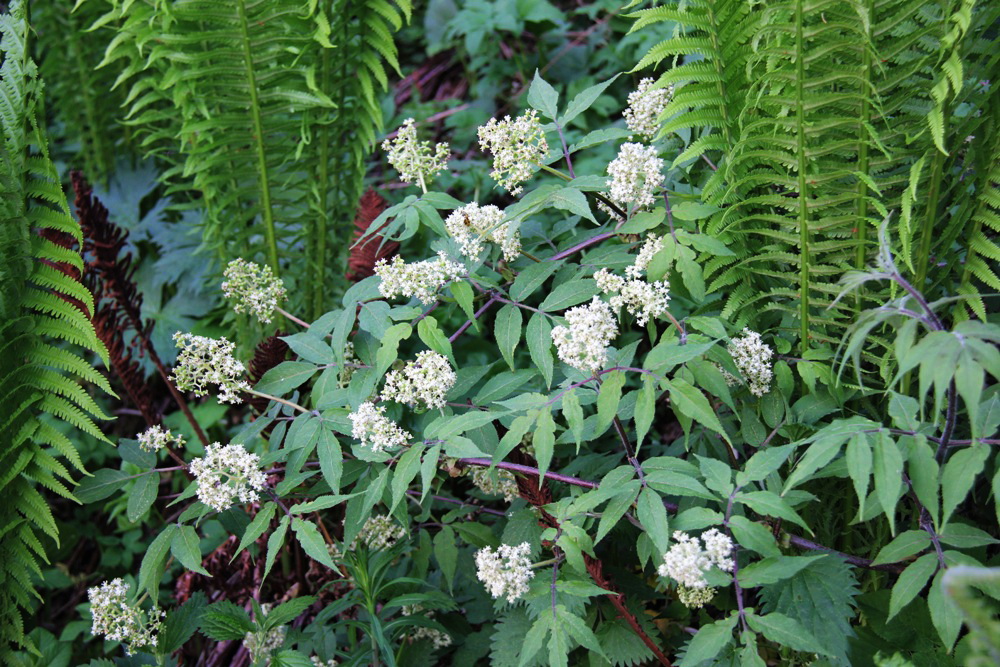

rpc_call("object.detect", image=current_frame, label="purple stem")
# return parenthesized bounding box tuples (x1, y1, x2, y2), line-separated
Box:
(449, 297, 498, 343)
(548, 232, 615, 262)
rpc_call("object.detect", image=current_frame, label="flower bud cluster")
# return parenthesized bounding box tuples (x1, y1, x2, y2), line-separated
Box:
(603, 142, 664, 214)
(624, 78, 673, 140)
(375, 251, 465, 304)
(382, 118, 450, 189)
(594, 269, 670, 327)
(136, 425, 184, 453)
(358, 513, 407, 551)
(189, 442, 267, 512)
(475, 542, 535, 603)
(348, 401, 411, 454)
(445, 202, 521, 261)
(478, 110, 549, 195)
(677, 584, 716, 609)
(87, 578, 165, 655)
(171, 333, 250, 404)
(470, 466, 519, 503)
(657, 529, 734, 592)
(401, 605, 453, 649)
(551, 297, 618, 375)
(221, 258, 286, 324)
(727, 328, 774, 397)
(381, 351, 456, 410)
(243, 604, 286, 664)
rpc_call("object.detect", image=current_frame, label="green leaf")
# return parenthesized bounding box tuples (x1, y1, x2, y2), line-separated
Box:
(637, 487, 670, 554)
(736, 491, 811, 533)
(872, 530, 931, 566)
(450, 282, 478, 330)
(527, 69, 559, 119)
(559, 74, 619, 125)
(171, 525, 210, 576)
(292, 518, 336, 570)
(317, 427, 343, 493)
(161, 593, 206, 653)
(679, 614, 738, 667)
(376, 323, 412, 375)
(596, 483, 640, 544)
(845, 433, 872, 516)
(539, 279, 598, 311)
(738, 445, 795, 485)
(200, 600, 254, 641)
(119, 439, 155, 469)
(888, 552, 937, 620)
(668, 378, 731, 444)
(75, 469, 130, 503)
(635, 376, 656, 449)
(745, 611, 829, 655)
(562, 390, 584, 447)
(255, 361, 318, 395)
(391, 441, 425, 511)
(550, 187, 595, 223)
(496, 304, 523, 371)
(738, 555, 825, 588)
(909, 437, 940, 528)
(434, 525, 458, 593)
(139, 525, 178, 604)
(928, 569, 962, 651)
(873, 432, 904, 534)
(596, 370, 626, 435)
(728, 516, 780, 557)
(511, 262, 559, 301)
(672, 202, 722, 221)
(264, 516, 290, 583)
(526, 313, 554, 388)
(418, 315, 453, 360)
(281, 332, 334, 365)
(519, 612, 553, 667)
(941, 444, 989, 528)
(262, 596, 316, 630)
(558, 605, 606, 658)
(234, 503, 276, 560)
(127, 472, 159, 522)
(534, 408, 556, 480)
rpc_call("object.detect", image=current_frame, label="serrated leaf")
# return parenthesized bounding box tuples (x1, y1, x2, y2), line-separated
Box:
(873, 432, 904, 534)
(540, 279, 598, 311)
(200, 600, 253, 641)
(139, 525, 178, 604)
(434, 525, 458, 593)
(872, 530, 931, 566)
(534, 408, 556, 480)
(637, 487, 670, 554)
(736, 491, 811, 533)
(496, 304, 523, 371)
(845, 433, 872, 516)
(635, 377, 656, 449)
(737, 555, 825, 588)
(391, 441, 425, 511)
(317, 426, 343, 493)
(562, 389, 584, 447)
(161, 593, 206, 653)
(728, 516, 780, 557)
(928, 569, 962, 651)
(235, 503, 276, 560)
(264, 516, 290, 583)
(941, 444, 989, 528)
(746, 611, 829, 655)
(293, 518, 336, 569)
(739, 445, 795, 485)
(255, 361, 318, 396)
(527, 69, 559, 119)
(559, 74, 619, 125)
(171, 525, 210, 576)
(526, 313, 554, 388)
(76, 469, 131, 503)
(679, 614, 738, 667)
(127, 472, 159, 522)
(888, 552, 937, 620)
(668, 378, 731, 444)
(596, 371, 625, 435)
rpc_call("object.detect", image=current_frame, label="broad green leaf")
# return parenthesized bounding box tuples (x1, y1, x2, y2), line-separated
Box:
(596, 483, 640, 544)
(888, 552, 937, 620)
(234, 503, 276, 559)
(292, 519, 336, 570)
(928, 569, 962, 651)
(635, 376, 656, 448)
(161, 593, 207, 653)
(562, 389, 584, 447)
(679, 614, 738, 667)
(527, 69, 559, 119)
(495, 304, 523, 371)
(738, 555, 824, 588)
(76, 469, 131, 503)
(698, 455, 733, 497)
(426, 410, 500, 440)
(418, 315, 453, 360)
(746, 611, 830, 655)
(595, 370, 626, 435)
(559, 74, 619, 125)
(872, 530, 931, 566)
(199, 601, 254, 641)
(119, 439, 155, 469)
(171, 525, 210, 576)
(526, 313, 554, 388)
(450, 282, 478, 330)
(558, 605, 606, 658)
(518, 612, 553, 667)
(738, 445, 795, 485)
(873, 432, 904, 534)
(534, 408, 556, 480)
(255, 361, 318, 396)
(317, 427, 343, 493)
(494, 414, 534, 463)
(737, 491, 811, 533)
(391, 442, 425, 511)
(637, 487, 670, 554)
(782, 436, 844, 492)
(668, 378, 731, 444)
(376, 323, 412, 375)
(263, 516, 290, 583)
(281, 331, 334, 365)
(845, 433, 872, 516)
(475, 369, 537, 404)
(539, 279, 598, 311)
(511, 263, 559, 302)
(940, 444, 989, 528)
(645, 469, 718, 501)
(434, 525, 458, 593)
(127, 472, 159, 522)
(728, 516, 780, 557)
(550, 187, 595, 223)
(139, 525, 178, 603)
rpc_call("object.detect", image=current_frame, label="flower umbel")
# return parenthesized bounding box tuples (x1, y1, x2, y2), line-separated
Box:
(475, 542, 534, 603)
(657, 529, 735, 597)
(627, 234, 664, 280)
(87, 579, 165, 655)
(136, 425, 184, 453)
(727, 328, 774, 397)
(189, 442, 267, 512)
(401, 605, 452, 649)
(349, 401, 411, 453)
(603, 142, 664, 214)
(470, 466, 519, 503)
(382, 118, 450, 190)
(381, 350, 457, 410)
(624, 78, 673, 140)
(221, 258, 286, 324)
(594, 268, 670, 327)
(243, 604, 286, 664)
(358, 513, 407, 551)
(375, 251, 465, 304)
(171, 333, 250, 404)
(445, 202, 521, 261)
(477, 109, 549, 195)
(551, 297, 618, 375)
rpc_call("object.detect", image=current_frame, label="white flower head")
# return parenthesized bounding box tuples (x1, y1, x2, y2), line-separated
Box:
(727, 328, 774, 397)
(401, 605, 452, 649)
(603, 142, 664, 214)
(628, 234, 665, 280)
(358, 514, 407, 551)
(189, 442, 267, 512)
(136, 425, 184, 453)
(624, 78, 673, 140)
(171, 332, 250, 404)
(475, 542, 534, 603)
(471, 466, 519, 503)
(221, 258, 286, 324)
(477, 109, 549, 195)
(658, 529, 735, 592)
(375, 251, 465, 304)
(445, 202, 521, 262)
(382, 118, 450, 189)
(381, 351, 456, 410)
(243, 604, 287, 664)
(87, 578, 165, 655)
(551, 297, 618, 375)
(594, 268, 670, 327)
(349, 401, 411, 453)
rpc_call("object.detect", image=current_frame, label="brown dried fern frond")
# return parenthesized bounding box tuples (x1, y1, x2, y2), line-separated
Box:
(346, 188, 398, 282)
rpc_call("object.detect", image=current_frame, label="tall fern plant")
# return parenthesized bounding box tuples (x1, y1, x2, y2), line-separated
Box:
(630, 0, 1000, 353)
(91, 0, 411, 319)
(0, 0, 111, 655)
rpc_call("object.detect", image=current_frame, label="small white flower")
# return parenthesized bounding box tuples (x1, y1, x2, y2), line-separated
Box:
(311, 657, 339, 667)
(727, 328, 774, 397)
(87, 578, 165, 655)
(358, 514, 407, 551)
(382, 118, 450, 190)
(349, 401, 411, 453)
(677, 585, 716, 609)
(375, 251, 465, 304)
(221, 258, 286, 324)
(701, 528, 735, 572)
(243, 604, 287, 664)
(658, 529, 735, 592)
(401, 605, 452, 649)
(624, 78, 673, 140)
(627, 234, 664, 280)
(477, 110, 549, 195)
(171, 333, 250, 404)
(551, 297, 618, 375)
(445, 202, 521, 262)
(602, 142, 664, 215)
(471, 467, 519, 503)
(136, 425, 184, 453)
(189, 442, 267, 512)
(475, 542, 534, 603)
(594, 268, 670, 327)
(381, 351, 456, 410)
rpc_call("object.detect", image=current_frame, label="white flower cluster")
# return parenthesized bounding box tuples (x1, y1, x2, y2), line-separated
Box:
(677, 584, 716, 609)
(471, 466, 519, 503)
(382, 118, 450, 190)
(375, 251, 465, 304)
(658, 529, 734, 591)
(189, 442, 267, 512)
(624, 78, 673, 140)
(348, 401, 411, 453)
(136, 425, 184, 453)
(594, 269, 670, 327)
(727, 328, 774, 397)
(477, 109, 549, 195)
(551, 297, 618, 375)
(444, 202, 521, 262)
(401, 605, 453, 649)
(221, 258, 286, 324)
(381, 351, 456, 410)
(628, 234, 664, 280)
(88, 579, 165, 655)
(171, 333, 250, 404)
(311, 657, 338, 667)
(603, 142, 664, 215)
(358, 513, 407, 551)
(243, 605, 286, 664)
(475, 542, 535, 604)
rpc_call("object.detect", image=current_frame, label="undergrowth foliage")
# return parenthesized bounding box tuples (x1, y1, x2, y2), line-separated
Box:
(1, 1, 999, 665)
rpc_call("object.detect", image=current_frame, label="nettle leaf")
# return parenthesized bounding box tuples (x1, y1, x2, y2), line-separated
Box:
(160, 592, 206, 653)
(263, 596, 316, 631)
(200, 600, 254, 641)
(495, 304, 523, 371)
(678, 613, 738, 667)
